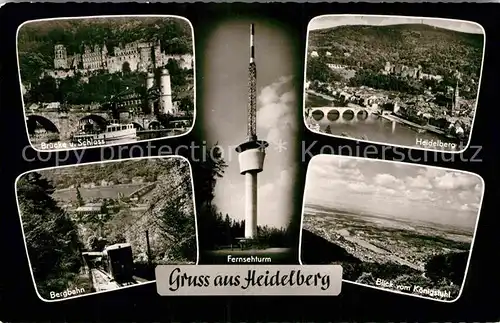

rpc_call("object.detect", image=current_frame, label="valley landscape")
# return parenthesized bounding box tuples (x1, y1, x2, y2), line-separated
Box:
(305, 16, 484, 150)
(300, 154, 483, 301)
(302, 204, 473, 300)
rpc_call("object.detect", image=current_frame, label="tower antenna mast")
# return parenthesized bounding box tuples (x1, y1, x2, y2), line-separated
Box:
(247, 23, 257, 142)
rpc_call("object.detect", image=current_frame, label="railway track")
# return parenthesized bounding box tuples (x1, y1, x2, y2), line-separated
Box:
(90, 268, 139, 291)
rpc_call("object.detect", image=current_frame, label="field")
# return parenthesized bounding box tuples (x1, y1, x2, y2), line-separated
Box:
(301, 204, 473, 300)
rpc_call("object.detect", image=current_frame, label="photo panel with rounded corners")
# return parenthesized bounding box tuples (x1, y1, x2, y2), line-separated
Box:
(195, 19, 302, 264)
(15, 156, 199, 302)
(299, 155, 484, 303)
(17, 15, 196, 152)
(303, 15, 485, 154)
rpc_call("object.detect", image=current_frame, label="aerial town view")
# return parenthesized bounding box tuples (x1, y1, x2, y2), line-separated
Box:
(17, 16, 195, 150)
(16, 157, 197, 301)
(304, 16, 484, 151)
(300, 155, 483, 301)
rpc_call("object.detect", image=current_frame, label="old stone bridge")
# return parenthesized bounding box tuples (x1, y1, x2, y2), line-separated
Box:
(307, 106, 373, 122)
(25, 110, 163, 141)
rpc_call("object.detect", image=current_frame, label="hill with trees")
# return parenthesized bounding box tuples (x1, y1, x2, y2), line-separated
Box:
(17, 172, 88, 299)
(78, 158, 197, 268)
(18, 17, 193, 86)
(308, 24, 483, 78)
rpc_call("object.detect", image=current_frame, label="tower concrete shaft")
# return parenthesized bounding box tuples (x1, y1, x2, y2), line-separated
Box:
(236, 23, 269, 239)
(237, 146, 266, 239)
(244, 172, 258, 238)
(160, 68, 174, 114)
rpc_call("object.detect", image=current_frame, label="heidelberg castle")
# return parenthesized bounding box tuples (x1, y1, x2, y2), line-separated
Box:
(42, 40, 193, 80)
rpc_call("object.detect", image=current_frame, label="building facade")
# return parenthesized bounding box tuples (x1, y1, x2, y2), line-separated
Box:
(51, 40, 193, 76)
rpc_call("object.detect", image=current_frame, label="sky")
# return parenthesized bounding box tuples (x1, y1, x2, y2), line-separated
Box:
(309, 15, 484, 34)
(304, 155, 484, 230)
(201, 20, 299, 229)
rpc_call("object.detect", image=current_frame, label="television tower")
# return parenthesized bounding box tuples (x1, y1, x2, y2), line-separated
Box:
(235, 24, 269, 239)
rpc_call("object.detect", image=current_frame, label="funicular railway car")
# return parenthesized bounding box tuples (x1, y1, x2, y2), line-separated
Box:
(102, 243, 135, 284)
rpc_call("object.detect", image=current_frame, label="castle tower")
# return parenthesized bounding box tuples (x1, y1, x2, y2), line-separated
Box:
(159, 68, 174, 114)
(235, 24, 268, 239)
(139, 46, 151, 72)
(154, 40, 162, 68)
(146, 72, 155, 114)
(101, 43, 108, 70)
(54, 44, 68, 69)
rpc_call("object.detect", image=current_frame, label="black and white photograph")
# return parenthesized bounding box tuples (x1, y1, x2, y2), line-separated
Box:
(300, 155, 484, 302)
(17, 16, 195, 151)
(196, 20, 300, 263)
(15, 157, 198, 302)
(304, 15, 485, 152)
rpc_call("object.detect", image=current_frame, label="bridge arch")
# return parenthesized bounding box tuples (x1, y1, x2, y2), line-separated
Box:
(357, 110, 368, 120)
(132, 122, 144, 130)
(80, 115, 108, 130)
(148, 120, 161, 130)
(327, 109, 340, 121)
(342, 109, 355, 121)
(311, 109, 324, 121)
(26, 115, 59, 134)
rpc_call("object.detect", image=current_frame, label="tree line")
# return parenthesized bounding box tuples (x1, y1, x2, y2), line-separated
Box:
(343, 250, 468, 299)
(197, 208, 293, 250)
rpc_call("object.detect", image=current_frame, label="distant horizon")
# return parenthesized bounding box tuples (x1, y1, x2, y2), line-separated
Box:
(303, 202, 475, 233)
(309, 16, 484, 35)
(304, 156, 483, 231)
